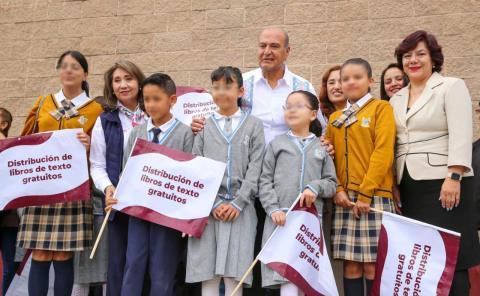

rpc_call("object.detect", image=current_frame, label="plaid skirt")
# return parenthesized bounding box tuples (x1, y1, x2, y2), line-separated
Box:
(17, 200, 93, 251)
(332, 191, 394, 262)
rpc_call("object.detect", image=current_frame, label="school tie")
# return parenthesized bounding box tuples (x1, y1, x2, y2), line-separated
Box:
(224, 117, 232, 135)
(152, 128, 162, 144)
(50, 99, 78, 120)
(332, 103, 360, 128)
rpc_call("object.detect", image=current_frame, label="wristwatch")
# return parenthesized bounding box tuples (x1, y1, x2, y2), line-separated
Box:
(447, 172, 462, 182)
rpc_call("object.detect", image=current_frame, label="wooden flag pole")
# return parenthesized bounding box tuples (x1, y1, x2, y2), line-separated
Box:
(230, 193, 303, 296)
(89, 209, 111, 259)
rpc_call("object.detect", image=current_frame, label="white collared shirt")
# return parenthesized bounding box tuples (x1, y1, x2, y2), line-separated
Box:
(212, 109, 243, 133)
(287, 130, 316, 148)
(146, 115, 177, 142)
(54, 89, 90, 107)
(90, 103, 147, 193)
(346, 93, 373, 109)
(242, 66, 326, 144)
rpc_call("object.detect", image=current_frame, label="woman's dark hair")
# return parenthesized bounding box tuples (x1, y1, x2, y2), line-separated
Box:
(211, 66, 244, 107)
(395, 30, 443, 73)
(56, 50, 90, 96)
(287, 90, 322, 137)
(380, 63, 409, 100)
(141, 73, 176, 96)
(318, 65, 342, 118)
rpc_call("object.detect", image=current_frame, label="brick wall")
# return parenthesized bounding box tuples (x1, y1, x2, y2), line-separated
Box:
(0, 0, 479, 137)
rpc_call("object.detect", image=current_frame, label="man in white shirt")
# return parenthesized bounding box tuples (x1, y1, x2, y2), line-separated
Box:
(192, 27, 326, 143)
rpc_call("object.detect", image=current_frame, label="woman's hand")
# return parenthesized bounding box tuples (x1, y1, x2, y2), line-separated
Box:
(353, 199, 371, 219)
(222, 204, 240, 222)
(333, 191, 351, 209)
(271, 211, 286, 226)
(191, 118, 205, 134)
(300, 188, 317, 207)
(104, 185, 117, 212)
(392, 185, 402, 214)
(439, 178, 461, 211)
(76, 132, 91, 152)
(320, 136, 335, 157)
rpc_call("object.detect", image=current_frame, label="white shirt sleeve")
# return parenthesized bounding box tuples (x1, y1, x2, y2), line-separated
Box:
(90, 117, 113, 193)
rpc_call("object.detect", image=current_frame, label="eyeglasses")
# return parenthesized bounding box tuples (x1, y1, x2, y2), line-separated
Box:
(283, 103, 312, 111)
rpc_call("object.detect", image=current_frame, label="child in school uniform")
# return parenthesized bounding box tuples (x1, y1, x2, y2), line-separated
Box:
(106, 73, 194, 296)
(326, 58, 396, 296)
(186, 66, 265, 296)
(259, 90, 337, 295)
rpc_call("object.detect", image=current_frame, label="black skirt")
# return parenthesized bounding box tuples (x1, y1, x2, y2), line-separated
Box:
(400, 169, 480, 270)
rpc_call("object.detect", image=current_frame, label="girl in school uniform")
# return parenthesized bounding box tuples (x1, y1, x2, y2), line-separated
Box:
(105, 73, 193, 296)
(259, 90, 337, 295)
(17, 50, 103, 296)
(88, 60, 146, 296)
(326, 58, 396, 296)
(186, 66, 265, 296)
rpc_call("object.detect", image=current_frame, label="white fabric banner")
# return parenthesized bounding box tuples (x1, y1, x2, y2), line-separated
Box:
(258, 202, 339, 296)
(172, 86, 217, 126)
(0, 128, 89, 209)
(112, 138, 225, 237)
(372, 213, 460, 296)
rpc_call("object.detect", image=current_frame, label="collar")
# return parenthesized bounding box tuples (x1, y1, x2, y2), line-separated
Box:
(347, 93, 372, 108)
(147, 115, 176, 132)
(212, 108, 243, 120)
(287, 130, 316, 140)
(395, 72, 444, 98)
(55, 89, 89, 107)
(254, 64, 293, 87)
(117, 101, 140, 112)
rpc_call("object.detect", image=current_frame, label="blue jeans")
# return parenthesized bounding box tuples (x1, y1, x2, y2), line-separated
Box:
(0, 227, 18, 295)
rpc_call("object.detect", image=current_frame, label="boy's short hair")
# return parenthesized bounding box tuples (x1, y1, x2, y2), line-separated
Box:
(211, 66, 243, 88)
(0, 107, 12, 130)
(141, 73, 176, 96)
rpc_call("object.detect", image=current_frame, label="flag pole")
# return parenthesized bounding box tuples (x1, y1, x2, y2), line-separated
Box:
(230, 193, 303, 296)
(89, 209, 111, 259)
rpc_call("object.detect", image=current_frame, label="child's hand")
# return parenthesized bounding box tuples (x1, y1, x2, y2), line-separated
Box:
(222, 204, 240, 222)
(76, 132, 91, 152)
(212, 204, 226, 220)
(353, 200, 370, 219)
(271, 211, 286, 226)
(320, 136, 335, 158)
(191, 118, 205, 134)
(333, 191, 351, 209)
(104, 185, 117, 212)
(300, 188, 317, 207)
(182, 233, 192, 238)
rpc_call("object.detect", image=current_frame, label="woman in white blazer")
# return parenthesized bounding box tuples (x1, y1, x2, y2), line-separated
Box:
(390, 30, 480, 295)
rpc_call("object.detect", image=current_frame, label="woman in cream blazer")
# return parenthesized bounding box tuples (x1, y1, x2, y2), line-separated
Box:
(390, 30, 480, 295)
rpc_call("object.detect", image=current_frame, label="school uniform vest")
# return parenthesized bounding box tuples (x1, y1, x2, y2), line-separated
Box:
(100, 110, 124, 187)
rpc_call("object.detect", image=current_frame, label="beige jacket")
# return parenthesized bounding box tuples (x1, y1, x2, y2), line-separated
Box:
(390, 72, 473, 183)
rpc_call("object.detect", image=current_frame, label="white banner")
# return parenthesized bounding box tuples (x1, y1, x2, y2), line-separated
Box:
(372, 213, 460, 296)
(0, 129, 89, 209)
(258, 202, 339, 296)
(172, 86, 217, 125)
(112, 138, 226, 237)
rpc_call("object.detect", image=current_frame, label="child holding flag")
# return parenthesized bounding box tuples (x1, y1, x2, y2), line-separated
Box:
(186, 66, 265, 295)
(326, 58, 396, 296)
(259, 90, 337, 295)
(106, 73, 194, 296)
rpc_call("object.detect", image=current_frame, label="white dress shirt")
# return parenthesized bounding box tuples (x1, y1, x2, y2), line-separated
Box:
(146, 115, 177, 142)
(211, 109, 243, 133)
(345, 92, 373, 109)
(242, 66, 326, 144)
(53, 89, 90, 107)
(90, 103, 147, 193)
